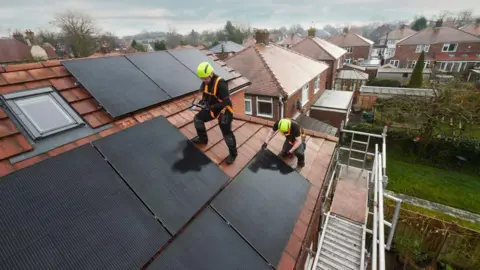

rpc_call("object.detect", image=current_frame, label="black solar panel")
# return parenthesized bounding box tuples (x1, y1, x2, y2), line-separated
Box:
(62, 56, 170, 118)
(147, 207, 271, 270)
(126, 52, 201, 98)
(168, 48, 233, 80)
(0, 145, 170, 269)
(211, 149, 311, 266)
(93, 116, 229, 235)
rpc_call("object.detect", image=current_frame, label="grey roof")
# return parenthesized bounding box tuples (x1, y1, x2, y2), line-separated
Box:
(209, 41, 245, 53)
(313, 90, 354, 111)
(296, 114, 338, 136)
(360, 86, 436, 97)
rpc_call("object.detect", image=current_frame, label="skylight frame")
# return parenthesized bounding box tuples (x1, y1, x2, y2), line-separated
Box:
(2, 87, 84, 140)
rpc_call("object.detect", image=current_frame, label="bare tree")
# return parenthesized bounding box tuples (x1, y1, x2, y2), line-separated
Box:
(51, 10, 98, 57)
(165, 26, 182, 49)
(456, 10, 473, 27)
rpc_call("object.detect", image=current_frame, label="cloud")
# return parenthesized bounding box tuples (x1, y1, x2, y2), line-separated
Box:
(0, 0, 478, 37)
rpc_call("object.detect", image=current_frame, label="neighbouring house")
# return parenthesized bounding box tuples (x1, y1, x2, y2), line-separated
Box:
(460, 23, 480, 37)
(277, 33, 304, 48)
(291, 32, 347, 89)
(334, 64, 369, 93)
(389, 22, 480, 72)
(309, 90, 354, 130)
(0, 49, 338, 270)
(226, 30, 330, 122)
(377, 63, 432, 84)
(371, 25, 417, 60)
(327, 30, 374, 63)
(370, 24, 392, 44)
(0, 36, 57, 64)
(467, 68, 480, 83)
(208, 41, 245, 60)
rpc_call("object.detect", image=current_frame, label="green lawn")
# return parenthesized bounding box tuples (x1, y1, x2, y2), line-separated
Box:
(386, 150, 480, 215)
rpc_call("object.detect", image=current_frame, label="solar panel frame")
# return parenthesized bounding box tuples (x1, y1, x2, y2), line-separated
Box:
(62, 56, 171, 118)
(147, 207, 271, 270)
(211, 149, 311, 266)
(0, 144, 170, 269)
(93, 116, 229, 235)
(167, 48, 233, 80)
(126, 52, 202, 98)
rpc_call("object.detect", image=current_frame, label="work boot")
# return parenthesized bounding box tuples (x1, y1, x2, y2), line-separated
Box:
(191, 136, 208, 145)
(297, 154, 305, 168)
(226, 154, 237, 165)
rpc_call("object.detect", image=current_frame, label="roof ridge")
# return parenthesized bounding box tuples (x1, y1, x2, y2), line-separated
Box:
(310, 37, 345, 59)
(455, 26, 480, 40)
(353, 33, 374, 45)
(253, 45, 288, 97)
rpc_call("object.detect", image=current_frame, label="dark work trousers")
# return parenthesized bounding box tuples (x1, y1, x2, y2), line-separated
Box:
(194, 109, 237, 157)
(281, 136, 306, 163)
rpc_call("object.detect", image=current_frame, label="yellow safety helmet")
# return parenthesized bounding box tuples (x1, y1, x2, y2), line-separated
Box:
(278, 119, 291, 133)
(197, 62, 214, 78)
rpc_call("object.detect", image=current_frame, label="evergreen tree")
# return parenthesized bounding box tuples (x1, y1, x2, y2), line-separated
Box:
(131, 39, 137, 48)
(409, 51, 425, 88)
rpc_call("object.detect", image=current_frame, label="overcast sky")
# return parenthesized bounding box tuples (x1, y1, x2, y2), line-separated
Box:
(0, 0, 478, 37)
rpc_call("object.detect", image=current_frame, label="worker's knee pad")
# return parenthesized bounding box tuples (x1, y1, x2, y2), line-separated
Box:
(194, 116, 206, 131)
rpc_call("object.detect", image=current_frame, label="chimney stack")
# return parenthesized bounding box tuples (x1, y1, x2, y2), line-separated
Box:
(342, 27, 349, 35)
(12, 31, 24, 42)
(307, 27, 316, 38)
(435, 19, 443, 28)
(255, 29, 270, 45)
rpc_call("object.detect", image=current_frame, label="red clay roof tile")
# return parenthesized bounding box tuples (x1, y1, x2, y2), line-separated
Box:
(0, 83, 26, 94)
(24, 80, 52, 89)
(71, 99, 101, 115)
(0, 119, 19, 137)
(60, 88, 91, 102)
(0, 108, 7, 119)
(5, 62, 43, 72)
(50, 66, 70, 76)
(0, 134, 32, 160)
(50, 77, 77, 90)
(133, 111, 154, 123)
(83, 111, 113, 128)
(1, 71, 35, 84)
(42, 60, 62, 67)
(28, 68, 59, 80)
(0, 75, 7, 86)
(0, 160, 14, 177)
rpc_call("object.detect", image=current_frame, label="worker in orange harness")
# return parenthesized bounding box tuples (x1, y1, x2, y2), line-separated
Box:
(262, 118, 306, 168)
(192, 62, 237, 164)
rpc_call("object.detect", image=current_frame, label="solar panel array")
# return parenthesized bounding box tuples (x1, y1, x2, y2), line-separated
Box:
(62, 48, 233, 119)
(1, 115, 313, 269)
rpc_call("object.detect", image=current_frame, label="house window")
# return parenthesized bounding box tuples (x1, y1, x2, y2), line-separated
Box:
(402, 73, 408, 78)
(314, 76, 321, 93)
(345, 58, 353, 64)
(424, 61, 430, 69)
(442, 43, 457, 52)
(387, 40, 396, 45)
(390, 60, 399, 67)
(301, 84, 309, 106)
(344, 47, 353, 53)
(2, 87, 84, 140)
(244, 96, 252, 115)
(256, 96, 273, 118)
(411, 61, 417, 68)
(416, 45, 429, 53)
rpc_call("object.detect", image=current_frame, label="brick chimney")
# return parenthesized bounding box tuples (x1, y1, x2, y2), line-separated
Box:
(255, 29, 270, 45)
(435, 19, 443, 28)
(24, 30, 35, 45)
(12, 31, 24, 43)
(342, 27, 349, 35)
(307, 27, 316, 38)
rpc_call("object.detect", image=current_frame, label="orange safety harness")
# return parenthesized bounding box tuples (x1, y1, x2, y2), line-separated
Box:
(203, 76, 234, 119)
(282, 119, 306, 145)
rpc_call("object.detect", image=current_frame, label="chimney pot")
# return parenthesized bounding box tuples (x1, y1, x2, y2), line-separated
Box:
(255, 29, 270, 45)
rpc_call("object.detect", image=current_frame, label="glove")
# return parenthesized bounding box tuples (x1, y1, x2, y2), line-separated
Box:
(261, 142, 268, 149)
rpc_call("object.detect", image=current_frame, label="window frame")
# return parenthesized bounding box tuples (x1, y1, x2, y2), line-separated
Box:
(389, 60, 399, 67)
(244, 95, 252, 115)
(2, 87, 84, 140)
(442, 43, 457, 52)
(345, 58, 353, 64)
(344, 47, 353, 53)
(301, 84, 309, 106)
(314, 75, 321, 94)
(415, 45, 423, 53)
(411, 60, 417, 68)
(256, 96, 273, 118)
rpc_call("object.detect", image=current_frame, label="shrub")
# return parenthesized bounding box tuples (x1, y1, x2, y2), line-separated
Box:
(367, 79, 402, 87)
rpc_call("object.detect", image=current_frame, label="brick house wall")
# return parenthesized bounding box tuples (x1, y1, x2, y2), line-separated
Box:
(345, 46, 371, 61)
(244, 94, 281, 121)
(392, 42, 480, 67)
(231, 90, 246, 115)
(309, 109, 347, 130)
(284, 71, 328, 119)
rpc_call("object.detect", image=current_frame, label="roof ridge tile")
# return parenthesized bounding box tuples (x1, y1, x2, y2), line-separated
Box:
(253, 45, 288, 97)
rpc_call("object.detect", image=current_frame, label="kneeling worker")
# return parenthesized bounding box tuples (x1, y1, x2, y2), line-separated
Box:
(191, 62, 237, 164)
(262, 118, 306, 168)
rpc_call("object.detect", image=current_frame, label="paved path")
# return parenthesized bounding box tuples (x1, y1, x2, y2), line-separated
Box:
(385, 190, 480, 224)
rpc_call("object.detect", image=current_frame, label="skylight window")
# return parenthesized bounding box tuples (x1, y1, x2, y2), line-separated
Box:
(2, 87, 84, 140)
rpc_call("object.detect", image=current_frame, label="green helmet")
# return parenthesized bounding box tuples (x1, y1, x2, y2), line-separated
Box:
(197, 62, 214, 78)
(278, 119, 291, 133)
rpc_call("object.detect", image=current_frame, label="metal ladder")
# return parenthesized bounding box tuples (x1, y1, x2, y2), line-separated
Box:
(346, 133, 371, 170)
(312, 212, 365, 270)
